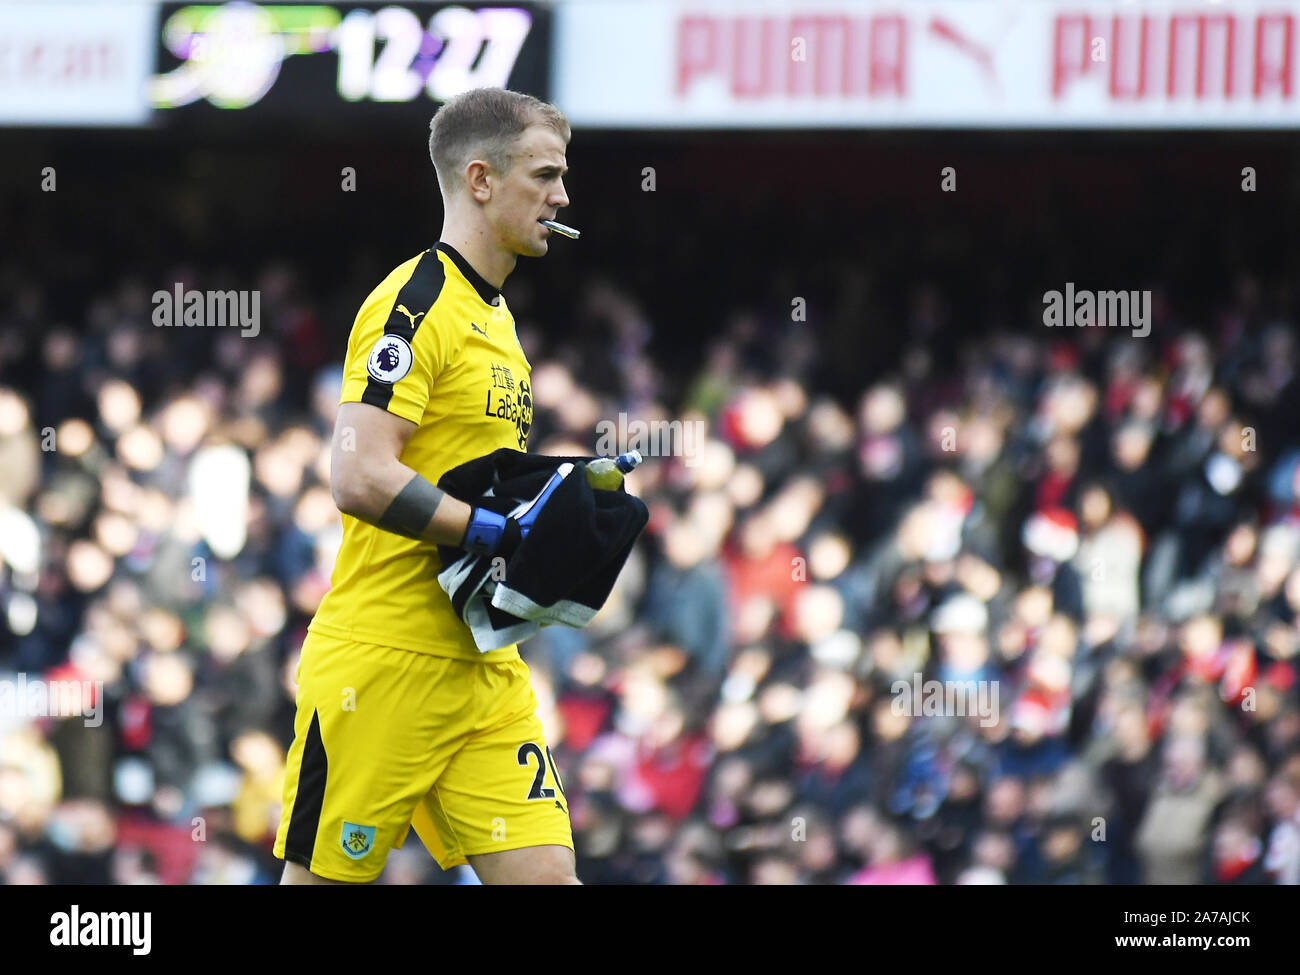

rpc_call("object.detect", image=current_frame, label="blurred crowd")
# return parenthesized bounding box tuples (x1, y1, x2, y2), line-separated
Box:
(1, 248, 1299, 884)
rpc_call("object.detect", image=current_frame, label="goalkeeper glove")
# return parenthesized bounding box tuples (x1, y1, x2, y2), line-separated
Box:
(460, 464, 571, 558)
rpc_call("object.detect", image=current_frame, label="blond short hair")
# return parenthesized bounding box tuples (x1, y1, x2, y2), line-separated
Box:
(428, 87, 570, 195)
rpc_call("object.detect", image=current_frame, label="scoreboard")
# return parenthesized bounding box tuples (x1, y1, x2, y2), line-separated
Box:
(149, 2, 550, 124)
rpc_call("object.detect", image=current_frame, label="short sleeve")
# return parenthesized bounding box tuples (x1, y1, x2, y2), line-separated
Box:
(339, 297, 450, 425)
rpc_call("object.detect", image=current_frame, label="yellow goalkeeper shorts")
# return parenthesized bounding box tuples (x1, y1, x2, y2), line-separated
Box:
(273, 631, 572, 882)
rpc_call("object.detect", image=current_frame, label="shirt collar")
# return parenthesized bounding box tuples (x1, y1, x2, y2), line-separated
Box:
(435, 242, 501, 306)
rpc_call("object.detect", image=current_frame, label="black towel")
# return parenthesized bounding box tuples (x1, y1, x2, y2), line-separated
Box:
(435, 449, 649, 651)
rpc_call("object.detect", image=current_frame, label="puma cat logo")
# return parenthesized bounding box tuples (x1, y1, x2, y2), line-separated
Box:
(396, 304, 425, 326)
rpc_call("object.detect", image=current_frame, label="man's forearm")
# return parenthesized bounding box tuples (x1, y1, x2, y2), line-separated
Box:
(341, 463, 472, 546)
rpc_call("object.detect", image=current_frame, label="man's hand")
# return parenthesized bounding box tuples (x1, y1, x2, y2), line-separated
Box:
(461, 464, 573, 557)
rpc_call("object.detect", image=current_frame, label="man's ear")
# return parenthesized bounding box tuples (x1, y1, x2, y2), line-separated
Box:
(465, 159, 493, 203)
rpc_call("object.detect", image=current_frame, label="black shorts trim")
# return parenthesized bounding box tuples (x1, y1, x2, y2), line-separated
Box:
(284, 709, 328, 867)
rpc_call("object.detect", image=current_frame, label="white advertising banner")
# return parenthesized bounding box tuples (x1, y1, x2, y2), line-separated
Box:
(554, 0, 1300, 127)
(0, 2, 154, 126)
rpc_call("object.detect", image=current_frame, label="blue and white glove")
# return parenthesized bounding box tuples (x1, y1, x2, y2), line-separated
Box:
(460, 463, 573, 558)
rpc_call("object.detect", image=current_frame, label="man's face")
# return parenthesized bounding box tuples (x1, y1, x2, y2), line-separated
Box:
(489, 123, 569, 258)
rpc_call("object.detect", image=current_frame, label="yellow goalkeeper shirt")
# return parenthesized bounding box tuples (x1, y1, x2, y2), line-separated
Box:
(309, 242, 533, 662)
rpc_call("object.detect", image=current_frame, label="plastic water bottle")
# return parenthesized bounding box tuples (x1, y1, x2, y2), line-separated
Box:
(585, 450, 642, 490)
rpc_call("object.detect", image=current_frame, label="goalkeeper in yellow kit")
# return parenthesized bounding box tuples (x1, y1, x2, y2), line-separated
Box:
(274, 88, 579, 884)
